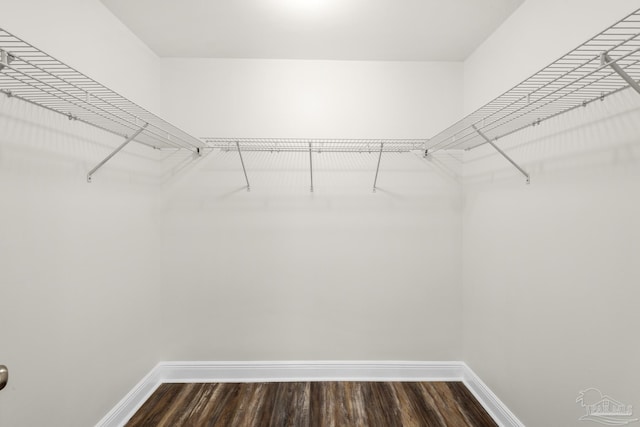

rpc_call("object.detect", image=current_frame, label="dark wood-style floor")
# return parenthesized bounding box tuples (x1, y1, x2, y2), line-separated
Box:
(126, 382, 498, 427)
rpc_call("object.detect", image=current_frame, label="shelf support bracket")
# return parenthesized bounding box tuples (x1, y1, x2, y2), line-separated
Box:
(309, 141, 314, 192)
(373, 142, 384, 192)
(472, 125, 530, 184)
(601, 52, 640, 95)
(87, 123, 148, 183)
(236, 141, 250, 192)
(0, 50, 15, 72)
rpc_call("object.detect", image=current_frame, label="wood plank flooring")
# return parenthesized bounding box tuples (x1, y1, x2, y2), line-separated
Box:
(126, 382, 498, 427)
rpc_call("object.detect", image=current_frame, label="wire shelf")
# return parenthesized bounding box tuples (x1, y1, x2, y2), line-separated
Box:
(203, 138, 427, 153)
(427, 8, 640, 152)
(0, 28, 204, 151)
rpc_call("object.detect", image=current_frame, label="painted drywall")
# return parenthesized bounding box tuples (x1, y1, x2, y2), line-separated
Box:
(156, 59, 465, 362)
(462, 1, 640, 426)
(0, 1, 165, 426)
(157, 150, 464, 362)
(160, 58, 463, 138)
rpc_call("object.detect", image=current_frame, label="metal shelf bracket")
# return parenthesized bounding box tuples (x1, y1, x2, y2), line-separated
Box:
(0, 49, 14, 71)
(472, 125, 530, 184)
(235, 141, 250, 192)
(87, 123, 148, 183)
(373, 142, 384, 192)
(309, 141, 314, 192)
(601, 52, 640, 96)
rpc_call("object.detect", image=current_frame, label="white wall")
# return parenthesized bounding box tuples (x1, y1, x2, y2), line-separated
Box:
(462, 1, 640, 426)
(0, 1, 165, 426)
(160, 58, 462, 138)
(157, 59, 465, 362)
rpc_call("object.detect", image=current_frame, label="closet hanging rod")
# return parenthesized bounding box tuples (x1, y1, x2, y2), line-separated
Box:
(0, 28, 205, 152)
(426, 8, 640, 153)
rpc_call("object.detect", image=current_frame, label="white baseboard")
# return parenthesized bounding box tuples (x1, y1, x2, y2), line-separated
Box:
(96, 361, 524, 427)
(157, 360, 466, 383)
(462, 363, 525, 427)
(95, 366, 163, 427)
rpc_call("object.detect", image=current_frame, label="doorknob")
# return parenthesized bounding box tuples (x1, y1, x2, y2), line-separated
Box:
(0, 365, 7, 391)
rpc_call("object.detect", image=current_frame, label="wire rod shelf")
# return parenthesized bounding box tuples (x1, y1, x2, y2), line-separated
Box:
(202, 138, 427, 193)
(203, 138, 428, 153)
(0, 28, 205, 152)
(427, 8, 640, 152)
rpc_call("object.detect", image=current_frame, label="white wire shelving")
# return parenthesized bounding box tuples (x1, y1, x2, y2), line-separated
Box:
(0, 27, 205, 181)
(2, 7, 639, 187)
(202, 138, 428, 192)
(426, 8, 640, 183)
(203, 138, 427, 153)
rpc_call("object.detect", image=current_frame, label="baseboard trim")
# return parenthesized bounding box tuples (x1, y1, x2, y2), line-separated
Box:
(157, 360, 465, 383)
(95, 366, 163, 427)
(462, 363, 525, 427)
(96, 361, 524, 427)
